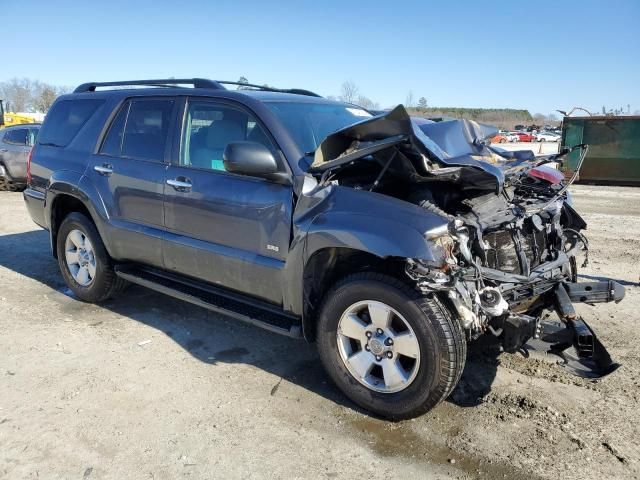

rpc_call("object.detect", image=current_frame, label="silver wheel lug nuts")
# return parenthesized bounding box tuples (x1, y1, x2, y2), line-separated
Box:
(386, 351, 393, 359)
(385, 338, 393, 346)
(376, 328, 383, 335)
(365, 345, 370, 351)
(375, 355, 382, 361)
(366, 331, 372, 338)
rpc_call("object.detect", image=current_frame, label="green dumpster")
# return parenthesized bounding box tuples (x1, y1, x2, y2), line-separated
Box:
(560, 116, 640, 186)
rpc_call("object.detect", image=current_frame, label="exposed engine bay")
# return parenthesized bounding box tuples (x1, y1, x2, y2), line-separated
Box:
(309, 106, 625, 377)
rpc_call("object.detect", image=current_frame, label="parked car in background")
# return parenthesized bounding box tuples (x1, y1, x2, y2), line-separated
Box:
(535, 132, 561, 142)
(505, 132, 519, 142)
(515, 131, 535, 142)
(0, 123, 40, 191)
(490, 133, 508, 143)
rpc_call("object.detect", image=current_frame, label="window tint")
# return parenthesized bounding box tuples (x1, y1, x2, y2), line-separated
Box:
(3, 128, 29, 145)
(38, 99, 104, 147)
(100, 103, 129, 156)
(120, 99, 174, 161)
(181, 101, 274, 172)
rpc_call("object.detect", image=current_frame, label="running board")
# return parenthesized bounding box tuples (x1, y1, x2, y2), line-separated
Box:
(115, 265, 302, 338)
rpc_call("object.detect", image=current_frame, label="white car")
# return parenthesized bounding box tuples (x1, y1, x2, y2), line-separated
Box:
(505, 132, 520, 142)
(535, 132, 561, 142)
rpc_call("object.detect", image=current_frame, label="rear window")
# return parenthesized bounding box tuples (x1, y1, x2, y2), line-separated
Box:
(38, 99, 104, 147)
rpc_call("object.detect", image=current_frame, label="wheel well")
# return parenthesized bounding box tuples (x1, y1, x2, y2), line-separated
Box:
(301, 247, 409, 341)
(50, 194, 93, 258)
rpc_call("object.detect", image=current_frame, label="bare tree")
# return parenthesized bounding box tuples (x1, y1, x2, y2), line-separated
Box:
(237, 76, 249, 90)
(355, 95, 381, 110)
(405, 91, 415, 108)
(418, 97, 427, 109)
(533, 113, 546, 123)
(32, 82, 59, 113)
(0, 78, 33, 112)
(340, 81, 359, 103)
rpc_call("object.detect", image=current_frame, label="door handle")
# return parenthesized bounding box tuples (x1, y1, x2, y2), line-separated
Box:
(94, 164, 113, 176)
(167, 178, 192, 192)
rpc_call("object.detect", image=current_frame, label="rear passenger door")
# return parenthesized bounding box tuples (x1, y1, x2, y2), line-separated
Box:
(162, 98, 293, 305)
(86, 97, 177, 268)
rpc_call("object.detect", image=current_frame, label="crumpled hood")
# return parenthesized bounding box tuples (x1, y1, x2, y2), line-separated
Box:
(310, 105, 550, 192)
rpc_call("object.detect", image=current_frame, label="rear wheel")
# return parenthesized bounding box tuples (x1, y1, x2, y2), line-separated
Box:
(56, 212, 125, 302)
(316, 273, 466, 419)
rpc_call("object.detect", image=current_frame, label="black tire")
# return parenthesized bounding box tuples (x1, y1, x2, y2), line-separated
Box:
(316, 273, 466, 420)
(56, 212, 125, 302)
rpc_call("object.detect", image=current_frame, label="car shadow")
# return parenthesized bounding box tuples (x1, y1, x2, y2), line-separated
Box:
(0, 229, 362, 412)
(0, 229, 505, 414)
(447, 336, 501, 408)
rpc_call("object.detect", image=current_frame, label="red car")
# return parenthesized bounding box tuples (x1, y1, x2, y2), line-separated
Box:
(515, 132, 535, 142)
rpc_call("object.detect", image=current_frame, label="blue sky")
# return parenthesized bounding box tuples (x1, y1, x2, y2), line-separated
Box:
(5, 0, 639, 115)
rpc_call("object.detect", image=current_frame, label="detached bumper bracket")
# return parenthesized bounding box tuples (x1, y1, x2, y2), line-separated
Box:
(549, 283, 621, 377)
(564, 280, 625, 304)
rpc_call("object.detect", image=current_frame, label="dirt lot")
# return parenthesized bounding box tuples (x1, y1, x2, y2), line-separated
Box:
(1, 185, 639, 480)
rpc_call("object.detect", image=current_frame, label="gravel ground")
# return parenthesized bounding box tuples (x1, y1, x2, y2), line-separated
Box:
(1, 185, 638, 480)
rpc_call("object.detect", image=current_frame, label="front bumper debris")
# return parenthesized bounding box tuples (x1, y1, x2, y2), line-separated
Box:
(525, 281, 624, 378)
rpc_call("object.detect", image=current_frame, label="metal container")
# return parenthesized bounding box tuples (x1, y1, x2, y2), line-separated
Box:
(561, 116, 640, 186)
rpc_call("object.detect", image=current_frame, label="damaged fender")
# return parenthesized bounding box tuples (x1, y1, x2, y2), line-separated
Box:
(283, 184, 450, 338)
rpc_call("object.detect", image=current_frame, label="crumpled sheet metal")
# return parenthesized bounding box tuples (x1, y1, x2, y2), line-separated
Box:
(312, 105, 517, 191)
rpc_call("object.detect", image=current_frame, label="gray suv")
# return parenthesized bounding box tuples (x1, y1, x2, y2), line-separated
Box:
(0, 124, 40, 190)
(23, 78, 624, 419)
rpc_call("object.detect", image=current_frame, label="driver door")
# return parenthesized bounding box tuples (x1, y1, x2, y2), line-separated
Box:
(162, 98, 293, 305)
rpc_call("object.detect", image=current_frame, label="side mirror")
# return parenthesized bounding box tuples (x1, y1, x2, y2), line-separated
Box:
(223, 141, 279, 179)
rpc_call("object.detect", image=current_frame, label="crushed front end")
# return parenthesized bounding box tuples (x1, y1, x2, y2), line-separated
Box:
(407, 165, 624, 377)
(311, 105, 625, 378)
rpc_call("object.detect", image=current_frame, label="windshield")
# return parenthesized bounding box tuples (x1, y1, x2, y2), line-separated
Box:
(265, 101, 372, 168)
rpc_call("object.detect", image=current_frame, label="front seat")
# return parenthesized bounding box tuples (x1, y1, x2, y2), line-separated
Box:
(192, 119, 245, 170)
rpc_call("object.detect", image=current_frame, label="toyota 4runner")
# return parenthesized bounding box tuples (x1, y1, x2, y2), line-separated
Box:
(24, 78, 624, 419)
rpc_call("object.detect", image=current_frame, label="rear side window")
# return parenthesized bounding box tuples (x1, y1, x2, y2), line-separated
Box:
(3, 128, 29, 145)
(100, 98, 174, 161)
(38, 99, 104, 147)
(100, 103, 129, 156)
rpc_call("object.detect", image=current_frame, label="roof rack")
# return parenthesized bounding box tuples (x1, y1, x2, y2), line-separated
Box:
(216, 81, 322, 97)
(73, 78, 224, 93)
(73, 78, 322, 98)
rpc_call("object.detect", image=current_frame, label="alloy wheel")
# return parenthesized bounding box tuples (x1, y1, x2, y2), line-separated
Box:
(64, 229, 96, 287)
(336, 300, 421, 393)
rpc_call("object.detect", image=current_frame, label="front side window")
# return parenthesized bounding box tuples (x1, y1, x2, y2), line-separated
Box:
(181, 100, 274, 172)
(100, 98, 174, 161)
(3, 128, 29, 145)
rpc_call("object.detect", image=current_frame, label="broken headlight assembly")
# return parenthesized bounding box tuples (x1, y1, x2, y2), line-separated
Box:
(405, 224, 459, 290)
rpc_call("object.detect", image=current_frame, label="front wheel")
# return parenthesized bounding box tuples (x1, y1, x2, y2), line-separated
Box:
(316, 273, 466, 419)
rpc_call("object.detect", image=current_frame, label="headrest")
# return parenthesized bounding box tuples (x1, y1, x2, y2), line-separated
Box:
(206, 119, 244, 149)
